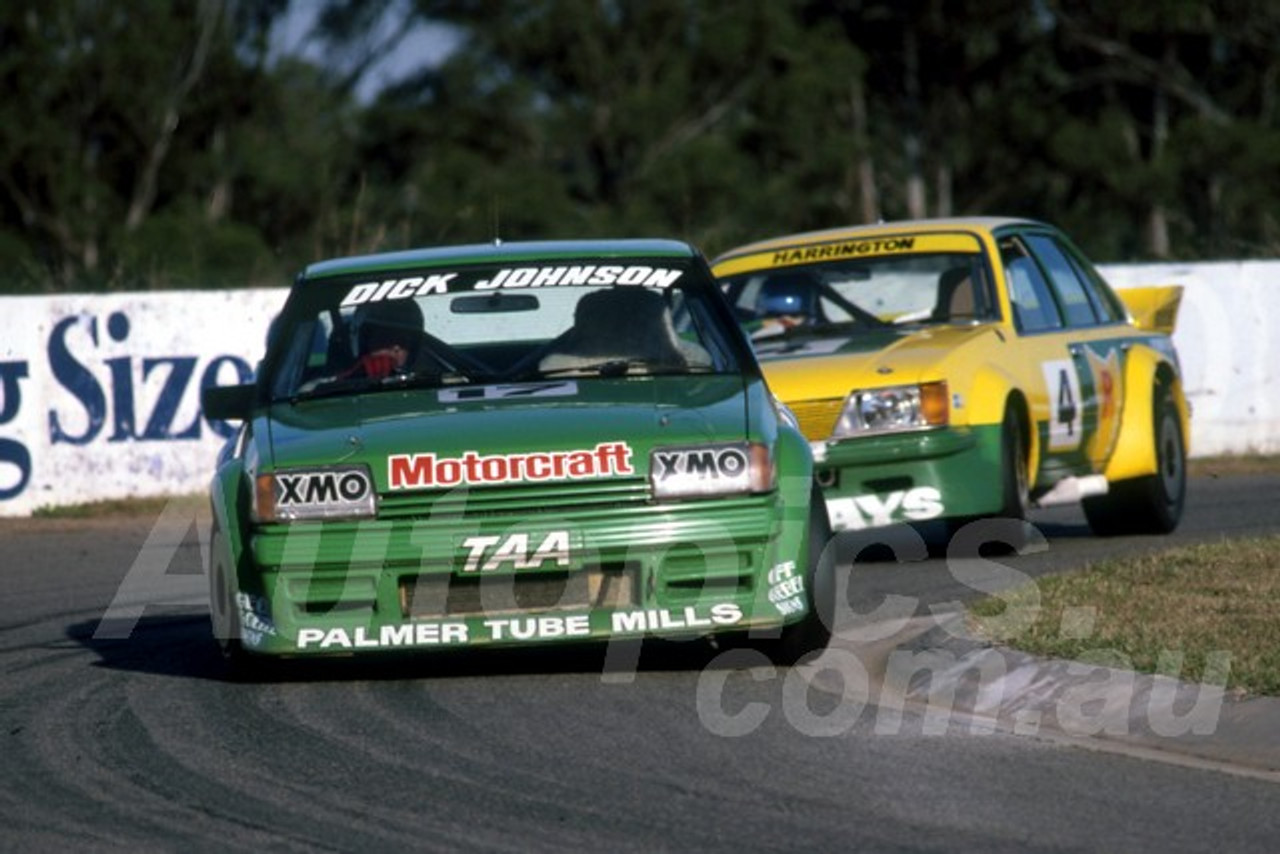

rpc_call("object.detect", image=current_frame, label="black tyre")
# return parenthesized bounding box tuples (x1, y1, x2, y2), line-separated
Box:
(999, 405, 1031, 522)
(764, 485, 835, 665)
(209, 521, 268, 678)
(1083, 384, 1186, 536)
(209, 521, 240, 658)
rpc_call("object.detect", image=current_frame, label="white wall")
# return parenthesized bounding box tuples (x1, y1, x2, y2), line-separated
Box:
(0, 289, 284, 516)
(0, 265, 1276, 515)
(1099, 261, 1280, 458)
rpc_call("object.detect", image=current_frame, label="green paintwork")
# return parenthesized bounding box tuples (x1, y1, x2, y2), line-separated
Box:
(814, 424, 1004, 530)
(204, 240, 820, 661)
(264, 375, 754, 479)
(304, 238, 696, 280)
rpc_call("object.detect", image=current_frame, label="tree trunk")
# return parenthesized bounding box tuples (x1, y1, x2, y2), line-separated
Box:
(851, 76, 879, 223)
(126, 0, 221, 231)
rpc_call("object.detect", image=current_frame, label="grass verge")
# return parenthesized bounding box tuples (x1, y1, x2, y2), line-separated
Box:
(1188, 453, 1280, 477)
(969, 534, 1280, 697)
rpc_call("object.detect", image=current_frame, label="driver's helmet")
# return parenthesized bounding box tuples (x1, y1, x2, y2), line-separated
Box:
(353, 299, 424, 357)
(755, 271, 819, 320)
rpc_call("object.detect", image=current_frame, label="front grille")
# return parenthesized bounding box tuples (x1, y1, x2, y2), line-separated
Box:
(252, 494, 779, 574)
(377, 478, 652, 521)
(787, 397, 844, 441)
(400, 564, 638, 619)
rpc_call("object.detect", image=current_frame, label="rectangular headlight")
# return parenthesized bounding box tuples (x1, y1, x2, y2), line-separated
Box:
(650, 442, 774, 499)
(254, 465, 377, 522)
(831, 381, 948, 438)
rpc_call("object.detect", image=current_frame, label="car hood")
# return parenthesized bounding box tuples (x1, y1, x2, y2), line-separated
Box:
(259, 375, 753, 488)
(755, 324, 998, 400)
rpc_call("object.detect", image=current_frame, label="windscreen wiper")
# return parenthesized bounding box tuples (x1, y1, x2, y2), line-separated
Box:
(285, 369, 484, 404)
(535, 359, 713, 378)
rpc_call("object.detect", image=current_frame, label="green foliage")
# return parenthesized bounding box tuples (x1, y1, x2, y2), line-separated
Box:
(2, 0, 1279, 292)
(115, 207, 281, 290)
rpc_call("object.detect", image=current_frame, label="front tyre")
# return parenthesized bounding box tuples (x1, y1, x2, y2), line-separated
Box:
(764, 485, 835, 665)
(209, 520, 267, 679)
(1083, 384, 1186, 536)
(999, 405, 1030, 522)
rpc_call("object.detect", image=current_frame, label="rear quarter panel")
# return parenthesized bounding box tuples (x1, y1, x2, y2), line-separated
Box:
(1103, 339, 1189, 481)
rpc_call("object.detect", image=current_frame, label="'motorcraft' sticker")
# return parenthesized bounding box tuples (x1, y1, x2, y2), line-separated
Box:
(388, 442, 634, 490)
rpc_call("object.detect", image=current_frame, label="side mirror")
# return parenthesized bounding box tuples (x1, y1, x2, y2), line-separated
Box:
(202, 383, 257, 422)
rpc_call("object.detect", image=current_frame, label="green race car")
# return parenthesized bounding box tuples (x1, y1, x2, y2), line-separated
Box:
(201, 239, 832, 669)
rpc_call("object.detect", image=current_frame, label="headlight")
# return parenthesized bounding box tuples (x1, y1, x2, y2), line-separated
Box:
(831, 381, 948, 438)
(253, 465, 377, 522)
(650, 442, 775, 499)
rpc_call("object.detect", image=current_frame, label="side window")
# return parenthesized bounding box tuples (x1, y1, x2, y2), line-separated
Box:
(671, 289, 731, 370)
(1059, 242, 1126, 323)
(721, 275, 764, 320)
(1000, 239, 1063, 333)
(1025, 234, 1099, 327)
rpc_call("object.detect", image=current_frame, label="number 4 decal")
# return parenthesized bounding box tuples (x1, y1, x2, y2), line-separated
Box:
(1041, 360, 1082, 451)
(1056, 368, 1078, 431)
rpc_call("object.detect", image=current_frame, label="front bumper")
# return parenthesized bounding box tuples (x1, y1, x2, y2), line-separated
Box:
(230, 487, 811, 656)
(811, 424, 1004, 530)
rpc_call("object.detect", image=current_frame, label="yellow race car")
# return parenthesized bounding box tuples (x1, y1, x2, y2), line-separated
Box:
(711, 217, 1188, 539)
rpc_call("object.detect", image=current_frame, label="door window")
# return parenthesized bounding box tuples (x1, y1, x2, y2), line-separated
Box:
(1000, 238, 1063, 333)
(1025, 234, 1099, 327)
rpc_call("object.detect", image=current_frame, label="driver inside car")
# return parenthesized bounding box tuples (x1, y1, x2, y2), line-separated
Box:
(750, 271, 822, 338)
(339, 300, 424, 380)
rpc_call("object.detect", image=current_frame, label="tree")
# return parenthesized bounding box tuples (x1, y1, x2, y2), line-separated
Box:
(1034, 0, 1280, 258)
(4, 0, 1279, 293)
(0, 0, 295, 290)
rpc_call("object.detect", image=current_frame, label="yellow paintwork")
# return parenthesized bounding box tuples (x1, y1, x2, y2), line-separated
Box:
(712, 217, 1189, 493)
(1117, 286, 1184, 335)
(714, 231, 987, 277)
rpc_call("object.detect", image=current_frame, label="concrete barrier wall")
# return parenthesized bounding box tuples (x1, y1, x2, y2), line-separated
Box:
(0, 263, 1276, 515)
(1098, 261, 1280, 458)
(0, 289, 284, 516)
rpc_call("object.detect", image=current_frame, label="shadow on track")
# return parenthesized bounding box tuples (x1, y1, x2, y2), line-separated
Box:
(64, 516, 1099, 684)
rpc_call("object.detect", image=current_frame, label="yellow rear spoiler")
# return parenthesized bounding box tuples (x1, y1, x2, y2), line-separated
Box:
(1117, 285, 1183, 335)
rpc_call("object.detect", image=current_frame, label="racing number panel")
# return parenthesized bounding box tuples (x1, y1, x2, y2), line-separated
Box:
(1039, 337, 1127, 478)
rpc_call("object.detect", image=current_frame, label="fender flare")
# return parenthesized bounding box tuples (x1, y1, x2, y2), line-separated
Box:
(968, 365, 1039, 488)
(1104, 345, 1188, 482)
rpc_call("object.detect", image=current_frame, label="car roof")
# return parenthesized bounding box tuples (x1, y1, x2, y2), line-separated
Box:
(711, 216, 1049, 264)
(303, 238, 698, 280)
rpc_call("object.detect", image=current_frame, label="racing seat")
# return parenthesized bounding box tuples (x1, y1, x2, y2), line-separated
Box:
(538, 287, 690, 373)
(933, 266, 977, 322)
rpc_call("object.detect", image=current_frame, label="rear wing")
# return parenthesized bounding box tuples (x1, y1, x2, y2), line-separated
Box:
(1117, 285, 1183, 335)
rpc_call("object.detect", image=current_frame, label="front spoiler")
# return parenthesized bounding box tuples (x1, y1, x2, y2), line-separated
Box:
(813, 424, 1004, 531)
(233, 599, 797, 658)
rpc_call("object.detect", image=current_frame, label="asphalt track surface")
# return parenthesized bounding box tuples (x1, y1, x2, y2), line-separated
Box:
(2, 473, 1279, 851)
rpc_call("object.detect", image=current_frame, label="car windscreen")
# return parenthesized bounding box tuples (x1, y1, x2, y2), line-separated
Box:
(721, 252, 995, 339)
(266, 258, 741, 401)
